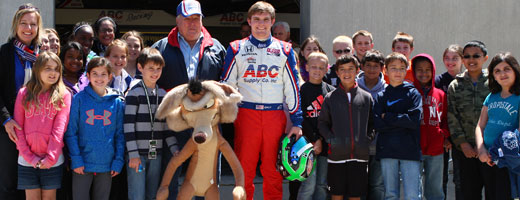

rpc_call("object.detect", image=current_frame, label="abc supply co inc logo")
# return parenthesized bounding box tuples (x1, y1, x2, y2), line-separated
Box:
(242, 64, 280, 84)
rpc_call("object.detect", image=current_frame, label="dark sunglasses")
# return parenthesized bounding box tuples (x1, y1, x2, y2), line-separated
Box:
(18, 5, 40, 13)
(335, 48, 351, 54)
(463, 54, 482, 59)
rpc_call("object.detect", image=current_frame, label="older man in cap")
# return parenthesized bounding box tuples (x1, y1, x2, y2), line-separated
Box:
(151, 0, 226, 199)
(153, 0, 225, 90)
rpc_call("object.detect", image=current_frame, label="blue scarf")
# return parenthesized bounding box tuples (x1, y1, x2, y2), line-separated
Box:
(13, 39, 38, 87)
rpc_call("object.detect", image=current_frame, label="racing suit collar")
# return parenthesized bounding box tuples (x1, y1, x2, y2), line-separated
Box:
(249, 35, 273, 49)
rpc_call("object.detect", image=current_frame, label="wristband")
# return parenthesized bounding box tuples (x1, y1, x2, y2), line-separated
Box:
(3, 117, 12, 126)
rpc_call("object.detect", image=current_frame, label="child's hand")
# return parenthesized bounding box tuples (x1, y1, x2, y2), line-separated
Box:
(34, 160, 42, 169)
(460, 142, 478, 158)
(73, 166, 85, 175)
(173, 151, 180, 157)
(381, 113, 385, 119)
(444, 140, 452, 152)
(111, 170, 119, 177)
(313, 139, 322, 155)
(478, 149, 492, 165)
(4, 120, 20, 143)
(39, 160, 51, 169)
(128, 158, 141, 173)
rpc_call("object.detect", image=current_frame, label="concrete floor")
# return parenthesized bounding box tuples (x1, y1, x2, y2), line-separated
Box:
(216, 161, 460, 200)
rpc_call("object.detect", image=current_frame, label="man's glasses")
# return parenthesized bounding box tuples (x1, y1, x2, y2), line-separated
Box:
(335, 48, 351, 54)
(463, 54, 482, 59)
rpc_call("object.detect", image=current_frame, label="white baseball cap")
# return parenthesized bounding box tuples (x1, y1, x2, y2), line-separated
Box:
(176, 0, 203, 17)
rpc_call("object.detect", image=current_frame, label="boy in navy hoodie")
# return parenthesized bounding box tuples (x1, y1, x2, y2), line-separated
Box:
(374, 52, 423, 200)
(411, 54, 450, 200)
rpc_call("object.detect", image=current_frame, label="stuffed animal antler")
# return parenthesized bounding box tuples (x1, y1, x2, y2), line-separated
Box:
(156, 80, 245, 200)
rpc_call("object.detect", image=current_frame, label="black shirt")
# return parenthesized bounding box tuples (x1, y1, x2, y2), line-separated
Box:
(435, 71, 456, 93)
(323, 64, 340, 87)
(300, 81, 335, 156)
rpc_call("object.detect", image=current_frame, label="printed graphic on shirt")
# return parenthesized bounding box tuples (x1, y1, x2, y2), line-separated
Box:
(502, 131, 519, 150)
(305, 95, 324, 118)
(86, 109, 112, 125)
(386, 99, 401, 106)
(266, 48, 280, 56)
(421, 96, 443, 126)
(247, 57, 256, 64)
(242, 64, 280, 84)
(241, 45, 257, 56)
(25, 101, 58, 119)
(487, 100, 519, 128)
(488, 101, 518, 116)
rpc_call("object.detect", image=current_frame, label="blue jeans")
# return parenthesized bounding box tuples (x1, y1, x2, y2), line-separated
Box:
(17, 164, 63, 190)
(127, 155, 162, 200)
(381, 158, 422, 200)
(368, 156, 385, 200)
(422, 154, 445, 200)
(297, 155, 327, 200)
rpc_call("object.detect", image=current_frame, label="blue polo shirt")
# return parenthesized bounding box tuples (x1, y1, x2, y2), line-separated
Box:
(178, 32, 203, 80)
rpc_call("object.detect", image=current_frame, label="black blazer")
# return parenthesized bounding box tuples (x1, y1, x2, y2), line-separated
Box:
(0, 40, 17, 124)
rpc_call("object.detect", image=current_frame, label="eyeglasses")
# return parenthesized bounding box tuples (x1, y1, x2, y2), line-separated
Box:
(335, 48, 351, 54)
(463, 54, 482, 59)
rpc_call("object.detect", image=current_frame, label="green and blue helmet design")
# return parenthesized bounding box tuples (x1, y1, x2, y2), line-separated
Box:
(276, 135, 316, 181)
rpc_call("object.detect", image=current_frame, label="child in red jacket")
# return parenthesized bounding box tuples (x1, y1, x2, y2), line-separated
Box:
(411, 53, 450, 200)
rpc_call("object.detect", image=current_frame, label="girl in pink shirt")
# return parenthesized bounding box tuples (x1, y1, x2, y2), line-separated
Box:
(14, 51, 71, 199)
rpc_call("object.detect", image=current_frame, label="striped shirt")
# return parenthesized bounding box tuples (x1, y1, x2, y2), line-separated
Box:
(124, 80, 178, 158)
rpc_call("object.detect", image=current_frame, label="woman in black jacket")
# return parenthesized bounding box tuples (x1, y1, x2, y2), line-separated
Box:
(0, 3, 43, 200)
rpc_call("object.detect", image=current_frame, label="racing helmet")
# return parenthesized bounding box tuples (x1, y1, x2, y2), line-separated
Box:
(276, 135, 316, 181)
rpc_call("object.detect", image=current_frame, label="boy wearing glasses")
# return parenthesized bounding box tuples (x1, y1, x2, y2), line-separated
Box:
(384, 32, 415, 84)
(324, 35, 354, 87)
(352, 30, 374, 61)
(447, 40, 489, 199)
(375, 52, 423, 200)
(356, 49, 386, 200)
(319, 54, 374, 200)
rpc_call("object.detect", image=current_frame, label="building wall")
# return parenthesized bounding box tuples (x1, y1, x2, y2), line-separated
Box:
(0, 0, 54, 43)
(301, 0, 520, 74)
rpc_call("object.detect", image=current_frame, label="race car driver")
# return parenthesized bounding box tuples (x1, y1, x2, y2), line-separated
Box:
(221, 1, 303, 199)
